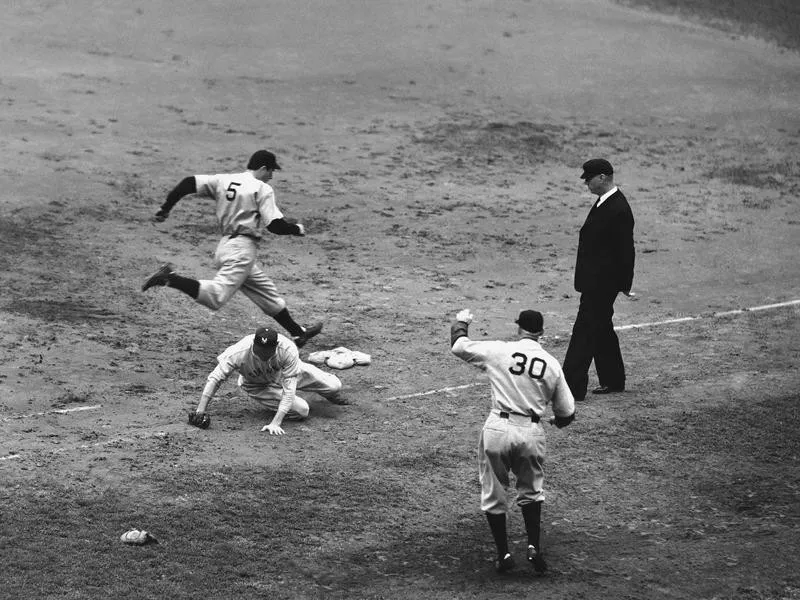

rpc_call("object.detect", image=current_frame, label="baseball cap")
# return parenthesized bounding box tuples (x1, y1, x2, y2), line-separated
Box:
(247, 150, 281, 171)
(515, 310, 544, 335)
(252, 327, 279, 360)
(580, 158, 613, 180)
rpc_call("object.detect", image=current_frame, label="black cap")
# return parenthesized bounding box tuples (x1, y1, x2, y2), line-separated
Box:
(247, 150, 281, 171)
(580, 158, 613, 180)
(252, 327, 279, 360)
(515, 310, 544, 334)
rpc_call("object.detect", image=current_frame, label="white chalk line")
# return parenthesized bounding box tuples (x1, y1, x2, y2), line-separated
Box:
(388, 298, 800, 401)
(386, 382, 482, 401)
(614, 299, 800, 330)
(1, 405, 105, 461)
(1, 404, 102, 423)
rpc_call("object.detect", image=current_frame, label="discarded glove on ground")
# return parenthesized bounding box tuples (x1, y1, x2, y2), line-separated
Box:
(306, 347, 371, 370)
(120, 529, 159, 545)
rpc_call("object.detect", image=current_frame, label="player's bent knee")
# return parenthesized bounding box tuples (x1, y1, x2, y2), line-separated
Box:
(293, 396, 310, 418)
(197, 288, 228, 310)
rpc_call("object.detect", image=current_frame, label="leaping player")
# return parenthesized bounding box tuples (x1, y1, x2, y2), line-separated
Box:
(142, 150, 322, 348)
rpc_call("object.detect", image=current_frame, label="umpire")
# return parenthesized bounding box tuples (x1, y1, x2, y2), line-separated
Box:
(563, 158, 635, 401)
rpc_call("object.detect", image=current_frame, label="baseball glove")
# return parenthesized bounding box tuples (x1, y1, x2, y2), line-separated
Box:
(188, 412, 211, 429)
(120, 529, 158, 545)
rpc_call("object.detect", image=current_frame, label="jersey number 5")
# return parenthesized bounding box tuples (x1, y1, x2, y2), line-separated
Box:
(226, 182, 241, 201)
(508, 353, 547, 380)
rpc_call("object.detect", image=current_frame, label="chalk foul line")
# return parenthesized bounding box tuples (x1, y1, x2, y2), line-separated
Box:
(2, 404, 102, 423)
(614, 298, 800, 331)
(390, 298, 799, 401)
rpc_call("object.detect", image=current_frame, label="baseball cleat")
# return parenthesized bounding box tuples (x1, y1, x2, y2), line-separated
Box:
(495, 553, 514, 573)
(293, 322, 323, 348)
(142, 263, 175, 292)
(527, 545, 547, 574)
(592, 385, 624, 395)
(284, 413, 307, 422)
(326, 392, 351, 405)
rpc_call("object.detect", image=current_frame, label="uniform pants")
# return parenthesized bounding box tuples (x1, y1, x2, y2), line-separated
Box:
(239, 362, 342, 420)
(479, 411, 546, 514)
(563, 288, 625, 401)
(196, 236, 286, 315)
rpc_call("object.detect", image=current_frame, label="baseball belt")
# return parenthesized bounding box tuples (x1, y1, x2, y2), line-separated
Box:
(494, 409, 540, 423)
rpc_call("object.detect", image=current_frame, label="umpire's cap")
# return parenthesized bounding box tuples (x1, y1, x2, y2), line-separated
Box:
(252, 327, 279, 360)
(247, 150, 281, 171)
(580, 158, 613, 180)
(515, 310, 544, 335)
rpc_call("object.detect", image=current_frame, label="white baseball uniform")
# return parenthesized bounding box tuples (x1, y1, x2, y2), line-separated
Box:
(451, 334, 575, 513)
(193, 171, 287, 313)
(203, 333, 342, 419)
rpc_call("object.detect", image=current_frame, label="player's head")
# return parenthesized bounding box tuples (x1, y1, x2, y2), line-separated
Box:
(580, 158, 614, 195)
(247, 150, 281, 182)
(515, 310, 543, 337)
(252, 327, 279, 360)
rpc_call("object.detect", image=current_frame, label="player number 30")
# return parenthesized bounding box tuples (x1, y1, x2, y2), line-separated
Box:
(508, 352, 547, 380)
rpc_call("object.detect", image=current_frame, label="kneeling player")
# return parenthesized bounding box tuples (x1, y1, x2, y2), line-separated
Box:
(189, 327, 347, 435)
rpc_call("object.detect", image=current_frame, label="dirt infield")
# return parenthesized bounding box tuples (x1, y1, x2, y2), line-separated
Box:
(2, 1, 799, 598)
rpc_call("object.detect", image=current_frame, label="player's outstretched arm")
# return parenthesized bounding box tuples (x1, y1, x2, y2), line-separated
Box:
(153, 176, 197, 222)
(261, 376, 297, 435)
(261, 410, 287, 435)
(188, 367, 226, 429)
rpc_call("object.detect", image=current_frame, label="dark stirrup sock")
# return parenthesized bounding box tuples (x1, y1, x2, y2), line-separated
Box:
(272, 308, 304, 337)
(521, 501, 543, 549)
(167, 274, 200, 299)
(485, 512, 509, 558)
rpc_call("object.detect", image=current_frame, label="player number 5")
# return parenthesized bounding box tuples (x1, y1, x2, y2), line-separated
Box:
(508, 352, 547, 380)
(226, 182, 241, 200)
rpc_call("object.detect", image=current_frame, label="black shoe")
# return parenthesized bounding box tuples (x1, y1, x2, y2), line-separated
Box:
(293, 322, 323, 348)
(142, 263, 175, 292)
(592, 385, 624, 395)
(495, 552, 514, 573)
(527, 545, 547, 574)
(326, 392, 351, 405)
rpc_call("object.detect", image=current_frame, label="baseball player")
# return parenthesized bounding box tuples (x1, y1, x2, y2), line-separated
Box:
(188, 327, 348, 435)
(142, 150, 322, 348)
(450, 308, 575, 574)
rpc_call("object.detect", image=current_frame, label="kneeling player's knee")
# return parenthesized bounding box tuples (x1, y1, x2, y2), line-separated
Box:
(293, 396, 310, 417)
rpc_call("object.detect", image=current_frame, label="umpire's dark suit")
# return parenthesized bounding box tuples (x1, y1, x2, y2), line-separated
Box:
(563, 188, 635, 401)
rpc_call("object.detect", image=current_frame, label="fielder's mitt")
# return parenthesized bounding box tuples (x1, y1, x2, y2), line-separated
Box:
(120, 529, 158, 545)
(188, 412, 211, 429)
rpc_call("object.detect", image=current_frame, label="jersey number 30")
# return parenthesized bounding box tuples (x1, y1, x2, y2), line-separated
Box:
(508, 353, 547, 380)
